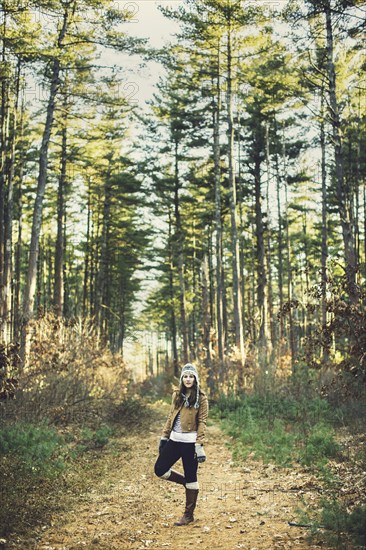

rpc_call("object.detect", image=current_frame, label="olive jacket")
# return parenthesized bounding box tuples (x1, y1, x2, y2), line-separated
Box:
(162, 389, 208, 445)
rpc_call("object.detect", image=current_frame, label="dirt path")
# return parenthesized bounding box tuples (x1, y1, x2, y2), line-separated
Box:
(33, 402, 320, 550)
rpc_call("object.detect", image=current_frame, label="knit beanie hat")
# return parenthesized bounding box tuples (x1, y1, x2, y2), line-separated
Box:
(180, 363, 200, 409)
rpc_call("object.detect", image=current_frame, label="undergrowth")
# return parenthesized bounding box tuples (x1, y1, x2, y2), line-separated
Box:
(297, 499, 366, 549)
(214, 390, 340, 469)
(0, 423, 65, 539)
(0, 394, 149, 540)
(213, 368, 366, 549)
(0, 315, 152, 541)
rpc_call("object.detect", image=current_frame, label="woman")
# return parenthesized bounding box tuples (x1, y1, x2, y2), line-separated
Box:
(154, 363, 208, 526)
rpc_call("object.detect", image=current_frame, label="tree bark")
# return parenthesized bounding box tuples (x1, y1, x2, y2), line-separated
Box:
(363, 184, 366, 286)
(82, 176, 92, 317)
(96, 166, 112, 342)
(54, 104, 68, 316)
(213, 43, 224, 364)
(1, 59, 21, 342)
(21, 4, 71, 362)
(226, 23, 245, 365)
(285, 184, 296, 370)
(190, 218, 197, 360)
(265, 122, 274, 352)
(325, 6, 356, 294)
(168, 206, 179, 376)
(0, 4, 10, 342)
(364, 185, 366, 284)
(173, 138, 189, 364)
(202, 253, 214, 392)
(320, 90, 329, 362)
(13, 89, 25, 341)
(274, 120, 284, 354)
(253, 126, 268, 349)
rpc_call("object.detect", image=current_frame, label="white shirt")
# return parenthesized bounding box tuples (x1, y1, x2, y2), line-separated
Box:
(170, 412, 197, 443)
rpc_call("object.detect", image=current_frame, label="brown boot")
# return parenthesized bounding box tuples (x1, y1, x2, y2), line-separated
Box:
(167, 470, 186, 485)
(174, 488, 199, 526)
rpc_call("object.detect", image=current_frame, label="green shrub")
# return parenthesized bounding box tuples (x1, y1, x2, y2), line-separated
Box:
(0, 423, 64, 476)
(235, 417, 296, 466)
(77, 424, 114, 450)
(214, 391, 332, 427)
(299, 424, 340, 466)
(93, 425, 114, 447)
(319, 500, 366, 548)
(347, 505, 366, 541)
(331, 391, 366, 433)
(0, 423, 66, 538)
(214, 393, 339, 469)
(214, 393, 244, 416)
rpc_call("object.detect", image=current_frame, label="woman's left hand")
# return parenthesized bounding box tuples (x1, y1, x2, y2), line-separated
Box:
(195, 444, 206, 463)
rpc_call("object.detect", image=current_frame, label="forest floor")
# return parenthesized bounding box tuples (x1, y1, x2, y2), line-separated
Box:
(10, 401, 325, 550)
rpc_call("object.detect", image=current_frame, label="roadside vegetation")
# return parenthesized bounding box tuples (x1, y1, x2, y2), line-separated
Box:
(0, 315, 151, 541)
(213, 369, 366, 549)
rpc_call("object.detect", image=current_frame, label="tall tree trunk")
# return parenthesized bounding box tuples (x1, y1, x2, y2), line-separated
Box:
(13, 89, 25, 341)
(89, 195, 98, 317)
(213, 44, 224, 365)
(222, 260, 229, 352)
(353, 134, 361, 274)
(320, 91, 329, 362)
(285, 185, 296, 370)
(364, 185, 366, 284)
(226, 23, 245, 366)
(1, 60, 21, 341)
(168, 207, 179, 376)
(281, 124, 296, 368)
(325, 7, 356, 294)
(265, 122, 274, 353)
(0, 5, 10, 342)
(237, 106, 247, 356)
(173, 138, 189, 363)
(118, 289, 125, 356)
(191, 218, 197, 360)
(82, 176, 92, 317)
(46, 236, 52, 309)
(96, 166, 112, 343)
(202, 253, 214, 394)
(54, 105, 68, 316)
(62, 236, 69, 316)
(208, 230, 215, 346)
(21, 5, 71, 363)
(253, 131, 268, 350)
(302, 211, 310, 337)
(274, 121, 284, 357)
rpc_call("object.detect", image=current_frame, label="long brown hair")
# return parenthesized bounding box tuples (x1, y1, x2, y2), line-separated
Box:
(174, 377, 198, 408)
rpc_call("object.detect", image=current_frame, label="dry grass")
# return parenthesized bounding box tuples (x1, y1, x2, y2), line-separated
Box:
(1, 314, 131, 425)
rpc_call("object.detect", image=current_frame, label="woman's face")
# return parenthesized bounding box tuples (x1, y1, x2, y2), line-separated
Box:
(182, 373, 195, 389)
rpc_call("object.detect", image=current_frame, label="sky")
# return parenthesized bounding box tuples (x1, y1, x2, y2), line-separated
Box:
(129, 1, 179, 46)
(115, 1, 181, 105)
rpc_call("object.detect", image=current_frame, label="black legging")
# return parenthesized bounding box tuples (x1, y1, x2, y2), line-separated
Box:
(154, 440, 198, 484)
